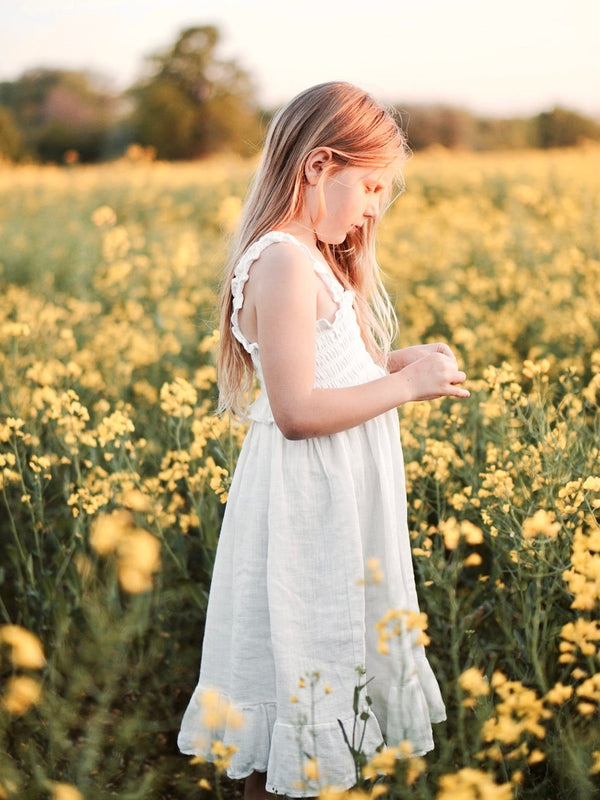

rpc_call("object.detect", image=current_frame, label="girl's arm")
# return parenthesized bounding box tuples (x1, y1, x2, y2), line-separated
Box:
(249, 244, 469, 440)
(387, 343, 459, 373)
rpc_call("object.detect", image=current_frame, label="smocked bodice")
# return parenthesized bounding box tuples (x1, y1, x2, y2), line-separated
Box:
(230, 230, 385, 422)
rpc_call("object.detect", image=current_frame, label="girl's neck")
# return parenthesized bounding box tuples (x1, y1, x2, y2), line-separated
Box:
(278, 220, 320, 252)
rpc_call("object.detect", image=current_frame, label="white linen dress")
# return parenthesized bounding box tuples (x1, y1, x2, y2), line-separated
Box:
(177, 231, 446, 796)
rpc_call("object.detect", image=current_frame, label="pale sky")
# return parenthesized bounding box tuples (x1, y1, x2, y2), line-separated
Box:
(2, 0, 600, 117)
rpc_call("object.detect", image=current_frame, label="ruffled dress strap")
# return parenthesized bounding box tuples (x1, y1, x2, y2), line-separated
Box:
(230, 230, 345, 354)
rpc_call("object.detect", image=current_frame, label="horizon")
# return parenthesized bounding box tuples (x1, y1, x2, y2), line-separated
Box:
(2, 0, 599, 120)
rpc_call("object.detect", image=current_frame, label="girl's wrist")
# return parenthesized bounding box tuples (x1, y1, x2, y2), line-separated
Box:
(387, 349, 406, 373)
(390, 366, 415, 406)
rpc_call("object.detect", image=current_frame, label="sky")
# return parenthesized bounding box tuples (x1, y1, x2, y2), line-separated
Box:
(2, 0, 600, 117)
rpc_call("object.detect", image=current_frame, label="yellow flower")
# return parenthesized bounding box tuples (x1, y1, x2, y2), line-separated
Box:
(439, 518, 460, 550)
(406, 756, 426, 786)
(545, 683, 573, 705)
(590, 750, 600, 775)
(577, 702, 596, 716)
(198, 778, 211, 790)
(89, 509, 134, 556)
(459, 667, 490, 698)
(2, 675, 42, 715)
(359, 557, 384, 585)
(198, 689, 243, 730)
(528, 749, 546, 765)
(120, 488, 153, 513)
(362, 747, 397, 779)
(318, 787, 350, 800)
(437, 768, 513, 800)
(91, 205, 117, 227)
(117, 528, 161, 575)
(209, 739, 237, 772)
(583, 476, 600, 492)
(0, 625, 46, 669)
(303, 757, 320, 782)
(159, 377, 197, 418)
(522, 509, 561, 540)
(51, 783, 84, 800)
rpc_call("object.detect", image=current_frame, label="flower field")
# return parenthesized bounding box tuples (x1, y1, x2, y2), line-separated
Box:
(0, 145, 599, 799)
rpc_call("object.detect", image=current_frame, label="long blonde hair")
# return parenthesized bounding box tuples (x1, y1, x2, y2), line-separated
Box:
(217, 81, 410, 415)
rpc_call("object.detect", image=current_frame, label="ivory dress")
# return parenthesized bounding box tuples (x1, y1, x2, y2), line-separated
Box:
(177, 231, 446, 795)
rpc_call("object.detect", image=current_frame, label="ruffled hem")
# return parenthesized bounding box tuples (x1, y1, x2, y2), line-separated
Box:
(386, 673, 445, 755)
(177, 679, 443, 797)
(178, 693, 385, 796)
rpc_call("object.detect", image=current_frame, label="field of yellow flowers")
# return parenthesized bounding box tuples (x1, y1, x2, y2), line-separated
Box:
(0, 145, 599, 800)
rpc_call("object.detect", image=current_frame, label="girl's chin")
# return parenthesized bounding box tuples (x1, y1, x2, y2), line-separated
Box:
(316, 231, 350, 246)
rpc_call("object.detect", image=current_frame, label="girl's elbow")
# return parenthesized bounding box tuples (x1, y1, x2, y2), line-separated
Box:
(273, 408, 314, 440)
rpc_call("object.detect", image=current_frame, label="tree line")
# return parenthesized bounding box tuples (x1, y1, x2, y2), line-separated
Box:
(1, 25, 599, 164)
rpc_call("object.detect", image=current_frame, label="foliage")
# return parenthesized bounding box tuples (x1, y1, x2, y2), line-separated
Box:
(397, 103, 600, 152)
(0, 107, 23, 162)
(0, 69, 115, 163)
(535, 107, 600, 148)
(0, 146, 599, 798)
(1, 24, 598, 163)
(129, 26, 262, 160)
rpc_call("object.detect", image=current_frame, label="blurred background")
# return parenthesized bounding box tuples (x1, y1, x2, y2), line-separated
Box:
(1, 0, 599, 162)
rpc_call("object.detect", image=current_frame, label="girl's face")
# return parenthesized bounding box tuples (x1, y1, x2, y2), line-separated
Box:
(312, 164, 392, 245)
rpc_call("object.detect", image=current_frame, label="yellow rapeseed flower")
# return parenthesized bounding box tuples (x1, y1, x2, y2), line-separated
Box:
(2, 675, 42, 715)
(209, 739, 237, 772)
(92, 205, 117, 227)
(459, 667, 490, 698)
(51, 783, 84, 800)
(117, 528, 161, 576)
(527, 749, 546, 765)
(362, 747, 397, 779)
(522, 509, 561, 540)
(159, 377, 197, 418)
(0, 625, 46, 669)
(406, 756, 426, 786)
(303, 757, 320, 782)
(436, 767, 513, 800)
(89, 509, 134, 556)
(545, 683, 573, 705)
(583, 476, 600, 492)
(198, 688, 244, 730)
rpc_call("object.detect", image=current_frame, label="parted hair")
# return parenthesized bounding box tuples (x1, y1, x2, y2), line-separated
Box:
(217, 81, 410, 416)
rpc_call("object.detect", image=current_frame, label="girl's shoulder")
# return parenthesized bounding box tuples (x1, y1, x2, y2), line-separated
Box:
(235, 230, 318, 283)
(239, 230, 314, 264)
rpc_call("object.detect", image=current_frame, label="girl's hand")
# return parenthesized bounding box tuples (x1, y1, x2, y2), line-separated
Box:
(396, 351, 470, 401)
(388, 342, 459, 372)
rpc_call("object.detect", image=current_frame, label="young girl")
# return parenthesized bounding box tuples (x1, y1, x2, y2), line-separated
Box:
(178, 82, 469, 798)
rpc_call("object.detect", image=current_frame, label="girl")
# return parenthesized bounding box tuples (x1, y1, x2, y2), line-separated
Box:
(178, 82, 469, 798)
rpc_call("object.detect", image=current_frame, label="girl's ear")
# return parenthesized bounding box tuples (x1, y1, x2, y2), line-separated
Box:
(304, 148, 333, 185)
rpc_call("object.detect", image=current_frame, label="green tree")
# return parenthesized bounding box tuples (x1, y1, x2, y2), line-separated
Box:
(0, 69, 116, 162)
(130, 25, 262, 159)
(535, 106, 600, 148)
(0, 106, 23, 161)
